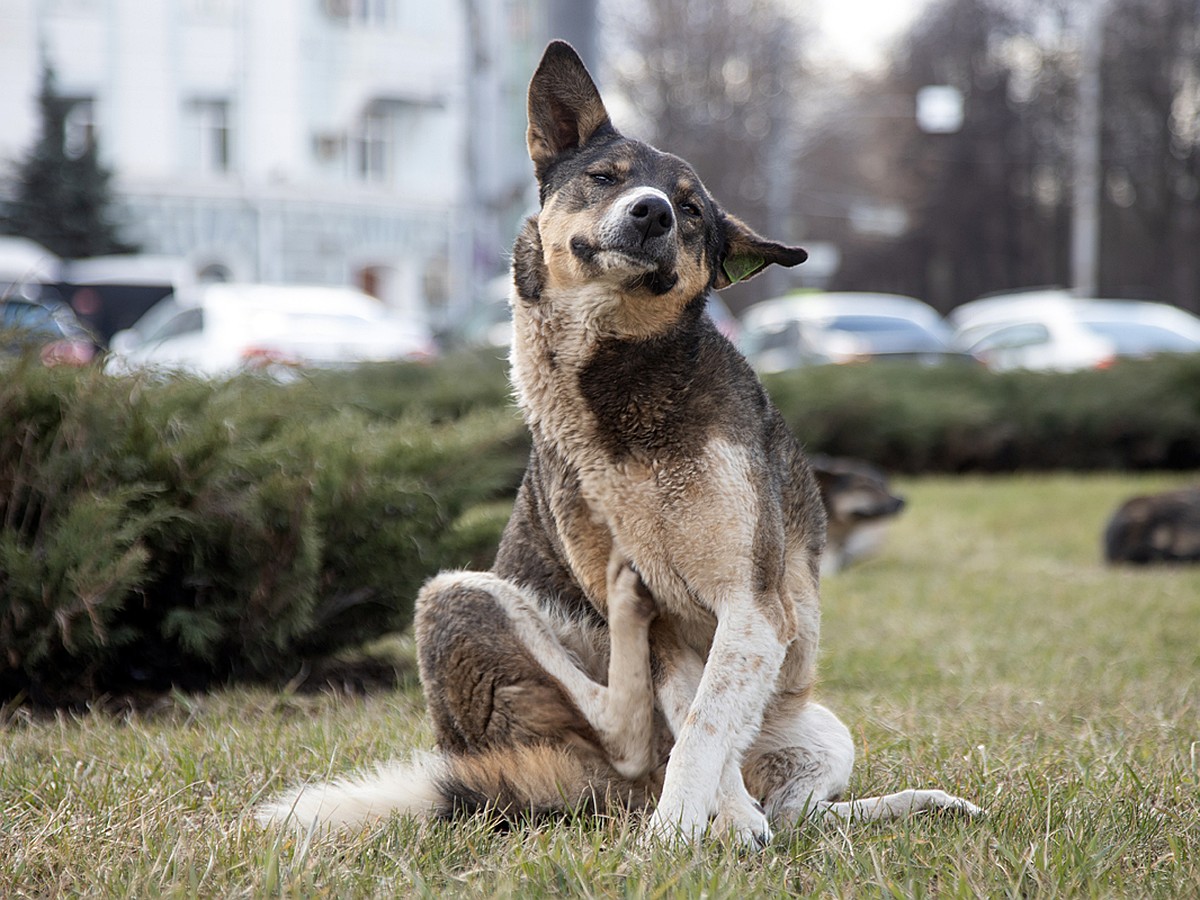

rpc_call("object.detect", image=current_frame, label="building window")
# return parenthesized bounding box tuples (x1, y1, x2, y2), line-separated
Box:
(353, 104, 395, 183)
(183, 99, 231, 174)
(357, 265, 385, 299)
(64, 98, 96, 159)
(322, 0, 394, 26)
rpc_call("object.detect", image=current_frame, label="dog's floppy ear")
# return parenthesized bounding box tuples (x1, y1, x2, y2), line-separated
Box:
(526, 41, 615, 178)
(714, 213, 808, 290)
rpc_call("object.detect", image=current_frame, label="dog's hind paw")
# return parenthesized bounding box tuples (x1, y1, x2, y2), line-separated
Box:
(937, 792, 985, 818)
(606, 553, 657, 627)
(819, 788, 985, 824)
(903, 789, 984, 818)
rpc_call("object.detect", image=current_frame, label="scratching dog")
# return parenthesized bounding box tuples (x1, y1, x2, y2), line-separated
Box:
(258, 41, 980, 844)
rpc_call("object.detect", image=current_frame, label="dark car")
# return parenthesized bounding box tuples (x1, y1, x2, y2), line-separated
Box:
(1, 294, 100, 366)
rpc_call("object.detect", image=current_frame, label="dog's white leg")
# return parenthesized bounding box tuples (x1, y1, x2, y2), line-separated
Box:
(650, 629, 704, 735)
(650, 628, 772, 846)
(711, 759, 773, 847)
(645, 602, 786, 843)
(747, 701, 983, 826)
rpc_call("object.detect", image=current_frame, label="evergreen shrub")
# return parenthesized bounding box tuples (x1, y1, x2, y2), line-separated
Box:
(3, 346, 1198, 705)
(0, 354, 524, 705)
(764, 356, 1200, 472)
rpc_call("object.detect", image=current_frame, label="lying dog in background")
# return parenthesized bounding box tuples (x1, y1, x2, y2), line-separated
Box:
(810, 455, 906, 575)
(258, 40, 980, 844)
(1104, 486, 1200, 564)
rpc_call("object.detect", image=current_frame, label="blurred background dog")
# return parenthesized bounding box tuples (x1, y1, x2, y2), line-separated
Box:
(1104, 486, 1200, 564)
(811, 455, 907, 575)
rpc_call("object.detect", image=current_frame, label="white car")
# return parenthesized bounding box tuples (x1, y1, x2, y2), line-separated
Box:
(740, 291, 962, 372)
(449, 290, 740, 349)
(107, 283, 436, 376)
(950, 293, 1200, 372)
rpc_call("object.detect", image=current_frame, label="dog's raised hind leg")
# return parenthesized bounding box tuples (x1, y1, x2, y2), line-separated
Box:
(434, 553, 659, 781)
(597, 551, 659, 779)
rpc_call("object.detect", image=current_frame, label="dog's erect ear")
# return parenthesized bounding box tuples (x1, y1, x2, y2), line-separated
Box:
(527, 41, 614, 177)
(714, 213, 808, 290)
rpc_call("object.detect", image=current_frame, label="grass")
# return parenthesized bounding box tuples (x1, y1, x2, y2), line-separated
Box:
(2, 473, 1198, 897)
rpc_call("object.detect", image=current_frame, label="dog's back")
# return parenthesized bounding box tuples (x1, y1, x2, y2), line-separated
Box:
(1104, 486, 1200, 563)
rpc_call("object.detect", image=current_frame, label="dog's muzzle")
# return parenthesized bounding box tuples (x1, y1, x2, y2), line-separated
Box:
(567, 188, 680, 294)
(572, 189, 677, 292)
(628, 193, 674, 243)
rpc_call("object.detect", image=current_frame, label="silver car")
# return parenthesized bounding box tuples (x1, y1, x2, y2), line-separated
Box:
(950, 292, 1200, 371)
(740, 291, 964, 373)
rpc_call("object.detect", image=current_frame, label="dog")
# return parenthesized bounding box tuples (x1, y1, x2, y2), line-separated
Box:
(1104, 486, 1200, 564)
(810, 455, 906, 575)
(257, 41, 980, 844)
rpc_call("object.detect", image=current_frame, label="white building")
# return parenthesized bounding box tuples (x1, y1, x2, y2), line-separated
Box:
(0, 0, 544, 325)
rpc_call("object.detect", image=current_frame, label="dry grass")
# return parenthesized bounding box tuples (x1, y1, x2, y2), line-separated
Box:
(2, 474, 1198, 897)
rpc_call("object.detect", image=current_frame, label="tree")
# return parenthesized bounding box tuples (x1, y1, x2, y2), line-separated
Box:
(1099, 0, 1200, 312)
(1, 64, 138, 259)
(605, 0, 811, 307)
(812, 0, 1200, 313)
(822, 0, 1078, 311)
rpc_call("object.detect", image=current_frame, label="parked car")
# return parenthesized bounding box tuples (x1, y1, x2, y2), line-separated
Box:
(106, 283, 437, 377)
(1, 294, 99, 367)
(739, 291, 964, 372)
(441, 277, 515, 350)
(1, 235, 60, 294)
(950, 294, 1200, 372)
(445, 282, 739, 349)
(57, 254, 197, 344)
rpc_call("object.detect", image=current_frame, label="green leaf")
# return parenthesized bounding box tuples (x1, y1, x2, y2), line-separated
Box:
(722, 254, 765, 285)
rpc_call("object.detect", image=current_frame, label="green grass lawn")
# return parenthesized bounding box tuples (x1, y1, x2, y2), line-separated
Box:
(2, 474, 1198, 898)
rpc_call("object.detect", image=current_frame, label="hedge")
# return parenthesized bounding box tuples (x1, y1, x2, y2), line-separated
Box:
(298, 351, 1200, 473)
(765, 356, 1200, 472)
(3, 347, 1199, 705)
(0, 353, 524, 706)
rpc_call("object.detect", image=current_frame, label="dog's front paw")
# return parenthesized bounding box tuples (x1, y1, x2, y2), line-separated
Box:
(642, 793, 708, 845)
(713, 796, 773, 850)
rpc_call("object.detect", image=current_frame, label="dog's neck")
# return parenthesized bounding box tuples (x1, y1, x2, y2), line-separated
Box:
(508, 284, 651, 458)
(507, 215, 709, 463)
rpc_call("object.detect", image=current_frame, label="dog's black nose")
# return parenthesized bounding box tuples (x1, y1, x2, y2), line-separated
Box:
(629, 195, 674, 241)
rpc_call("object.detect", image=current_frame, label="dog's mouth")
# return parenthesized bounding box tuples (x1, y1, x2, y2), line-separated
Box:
(570, 237, 679, 295)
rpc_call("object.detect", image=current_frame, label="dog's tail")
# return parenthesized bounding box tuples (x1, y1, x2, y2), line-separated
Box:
(255, 744, 653, 830)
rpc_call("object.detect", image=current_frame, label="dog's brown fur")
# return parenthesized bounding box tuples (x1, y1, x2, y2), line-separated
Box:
(257, 41, 980, 843)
